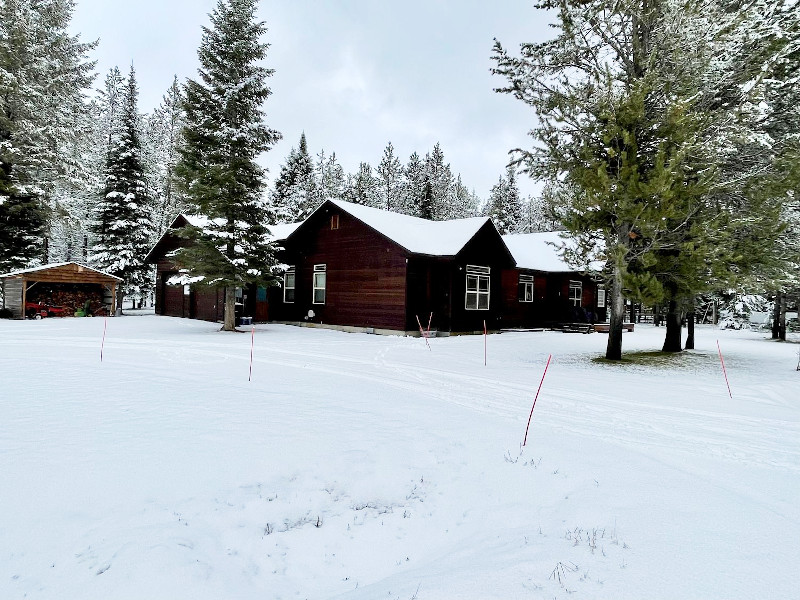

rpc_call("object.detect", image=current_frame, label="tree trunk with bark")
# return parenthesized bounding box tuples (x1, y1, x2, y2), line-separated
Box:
(685, 304, 695, 350)
(662, 298, 683, 352)
(772, 292, 783, 339)
(115, 284, 124, 317)
(779, 292, 787, 341)
(223, 286, 236, 331)
(605, 262, 626, 361)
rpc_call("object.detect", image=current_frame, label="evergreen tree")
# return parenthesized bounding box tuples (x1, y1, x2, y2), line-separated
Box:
(90, 66, 154, 312)
(0, 0, 95, 272)
(272, 132, 314, 221)
(401, 151, 426, 217)
(377, 141, 403, 211)
(424, 143, 455, 220)
(343, 162, 378, 206)
(492, 0, 794, 359)
(451, 175, 479, 219)
(144, 75, 188, 235)
(175, 0, 282, 331)
(487, 165, 523, 233)
(317, 150, 345, 202)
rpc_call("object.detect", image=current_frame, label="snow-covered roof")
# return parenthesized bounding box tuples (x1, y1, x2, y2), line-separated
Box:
(321, 199, 493, 256)
(268, 222, 301, 241)
(502, 231, 596, 273)
(181, 214, 300, 242)
(0, 262, 123, 281)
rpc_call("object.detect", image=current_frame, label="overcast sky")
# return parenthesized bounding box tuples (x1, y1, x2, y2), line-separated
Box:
(69, 0, 553, 201)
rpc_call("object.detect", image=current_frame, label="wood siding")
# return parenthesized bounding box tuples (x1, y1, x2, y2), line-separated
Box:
(1, 279, 24, 318)
(448, 222, 516, 332)
(274, 206, 408, 330)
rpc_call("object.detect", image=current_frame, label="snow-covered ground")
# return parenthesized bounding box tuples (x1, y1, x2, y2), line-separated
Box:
(1, 316, 798, 599)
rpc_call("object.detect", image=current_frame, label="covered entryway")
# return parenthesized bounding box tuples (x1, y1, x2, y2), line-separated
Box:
(0, 262, 121, 319)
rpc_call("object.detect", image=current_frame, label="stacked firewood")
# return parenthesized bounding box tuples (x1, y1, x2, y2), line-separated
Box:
(29, 284, 106, 316)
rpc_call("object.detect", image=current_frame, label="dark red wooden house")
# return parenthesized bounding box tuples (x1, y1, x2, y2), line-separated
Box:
(500, 232, 607, 328)
(145, 215, 298, 323)
(147, 201, 603, 333)
(270, 200, 516, 333)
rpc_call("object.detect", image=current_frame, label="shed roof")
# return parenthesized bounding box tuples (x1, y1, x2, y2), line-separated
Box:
(315, 200, 494, 256)
(502, 232, 598, 273)
(0, 262, 122, 282)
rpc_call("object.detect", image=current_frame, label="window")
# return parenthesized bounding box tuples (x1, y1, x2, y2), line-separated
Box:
(313, 264, 326, 304)
(465, 265, 490, 310)
(518, 274, 534, 303)
(331, 214, 340, 230)
(597, 285, 606, 308)
(283, 268, 296, 303)
(569, 280, 582, 307)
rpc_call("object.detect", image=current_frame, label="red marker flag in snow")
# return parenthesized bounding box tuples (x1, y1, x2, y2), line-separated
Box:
(717, 340, 732, 398)
(249, 325, 255, 382)
(523, 354, 552, 446)
(100, 317, 107, 362)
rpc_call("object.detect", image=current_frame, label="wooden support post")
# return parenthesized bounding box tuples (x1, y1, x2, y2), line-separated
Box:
(21, 278, 27, 319)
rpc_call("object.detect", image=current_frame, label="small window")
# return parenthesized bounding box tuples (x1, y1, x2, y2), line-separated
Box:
(569, 280, 582, 307)
(331, 214, 340, 230)
(465, 265, 490, 311)
(183, 284, 191, 296)
(597, 285, 606, 308)
(313, 264, 326, 304)
(283, 268, 295, 303)
(518, 274, 534, 303)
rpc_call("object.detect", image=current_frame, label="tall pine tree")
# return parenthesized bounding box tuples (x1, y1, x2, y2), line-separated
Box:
(492, 0, 792, 359)
(272, 132, 314, 221)
(377, 141, 403, 211)
(0, 0, 95, 272)
(175, 0, 281, 331)
(144, 75, 188, 236)
(90, 65, 153, 312)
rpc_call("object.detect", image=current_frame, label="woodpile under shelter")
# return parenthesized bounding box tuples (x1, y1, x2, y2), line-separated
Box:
(0, 262, 121, 319)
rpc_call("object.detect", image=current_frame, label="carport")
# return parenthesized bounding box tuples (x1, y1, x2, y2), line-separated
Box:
(0, 262, 121, 319)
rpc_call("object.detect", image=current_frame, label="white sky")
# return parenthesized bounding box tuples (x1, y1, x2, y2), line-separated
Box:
(69, 0, 553, 201)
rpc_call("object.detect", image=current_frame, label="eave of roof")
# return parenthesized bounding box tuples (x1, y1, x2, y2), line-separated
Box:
(0, 261, 123, 281)
(292, 199, 495, 257)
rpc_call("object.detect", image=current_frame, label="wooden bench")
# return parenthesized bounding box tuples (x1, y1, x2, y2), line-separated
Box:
(561, 323, 593, 334)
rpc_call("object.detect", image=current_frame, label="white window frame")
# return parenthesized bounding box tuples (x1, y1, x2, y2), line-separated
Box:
(283, 268, 296, 303)
(569, 280, 582, 307)
(465, 265, 490, 311)
(519, 274, 534, 303)
(597, 285, 606, 308)
(312, 264, 326, 305)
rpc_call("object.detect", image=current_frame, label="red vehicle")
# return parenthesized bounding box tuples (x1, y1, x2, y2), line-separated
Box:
(25, 302, 67, 319)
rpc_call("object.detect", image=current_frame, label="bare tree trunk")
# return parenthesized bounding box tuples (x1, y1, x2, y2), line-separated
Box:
(772, 292, 782, 339)
(779, 292, 787, 341)
(605, 262, 626, 361)
(685, 297, 695, 350)
(115, 284, 124, 317)
(662, 298, 682, 352)
(222, 286, 236, 331)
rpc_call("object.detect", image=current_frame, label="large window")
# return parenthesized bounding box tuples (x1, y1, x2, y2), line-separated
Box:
(465, 265, 490, 310)
(569, 280, 583, 307)
(313, 264, 326, 304)
(283, 268, 295, 303)
(518, 274, 534, 303)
